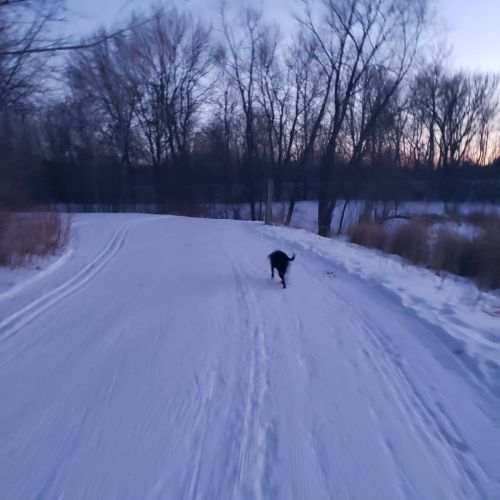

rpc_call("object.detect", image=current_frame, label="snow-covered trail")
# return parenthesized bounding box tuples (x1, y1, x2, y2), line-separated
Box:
(0, 215, 498, 499)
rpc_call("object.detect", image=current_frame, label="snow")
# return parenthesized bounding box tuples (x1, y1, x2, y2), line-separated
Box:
(0, 214, 499, 499)
(217, 200, 500, 235)
(259, 224, 500, 392)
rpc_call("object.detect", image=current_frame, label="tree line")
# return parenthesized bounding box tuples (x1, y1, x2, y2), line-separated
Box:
(1, 0, 499, 235)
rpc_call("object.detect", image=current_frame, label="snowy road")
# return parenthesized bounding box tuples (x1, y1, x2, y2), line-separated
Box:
(0, 215, 499, 499)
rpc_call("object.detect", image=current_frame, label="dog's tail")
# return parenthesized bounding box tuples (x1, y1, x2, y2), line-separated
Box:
(288, 254, 295, 261)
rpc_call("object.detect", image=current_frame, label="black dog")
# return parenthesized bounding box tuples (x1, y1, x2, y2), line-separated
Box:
(269, 250, 295, 288)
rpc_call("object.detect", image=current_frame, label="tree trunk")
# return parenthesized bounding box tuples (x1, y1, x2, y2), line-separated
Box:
(317, 159, 335, 236)
(246, 158, 257, 221)
(337, 198, 350, 235)
(285, 196, 296, 226)
(286, 173, 300, 226)
(265, 177, 274, 225)
(249, 199, 256, 221)
(318, 199, 336, 237)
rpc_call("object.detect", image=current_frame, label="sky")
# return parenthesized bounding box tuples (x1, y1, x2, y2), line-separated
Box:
(64, 0, 500, 73)
(438, 0, 500, 72)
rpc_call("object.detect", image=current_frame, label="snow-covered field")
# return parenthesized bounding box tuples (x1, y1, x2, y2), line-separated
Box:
(0, 214, 499, 499)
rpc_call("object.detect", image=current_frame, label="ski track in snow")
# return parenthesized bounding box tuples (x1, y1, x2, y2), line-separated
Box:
(280, 251, 491, 495)
(0, 214, 499, 500)
(0, 217, 157, 342)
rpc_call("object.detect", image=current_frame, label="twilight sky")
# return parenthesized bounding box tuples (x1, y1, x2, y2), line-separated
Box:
(64, 0, 500, 72)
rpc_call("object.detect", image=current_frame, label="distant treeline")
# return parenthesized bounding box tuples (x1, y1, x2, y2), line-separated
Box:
(1, 0, 499, 234)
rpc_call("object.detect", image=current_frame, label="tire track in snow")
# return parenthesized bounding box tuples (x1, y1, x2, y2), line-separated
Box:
(0, 217, 157, 342)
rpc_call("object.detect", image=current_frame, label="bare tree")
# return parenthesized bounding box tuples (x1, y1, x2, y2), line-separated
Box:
(208, 68, 241, 211)
(255, 24, 306, 224)
(0, 0, 64, 109)
(0, 0, 144, 58)
(3, 0, 498, 215)
(133, 6, 213, 202)
(409, 60, 444, 169)
(282, 31, 324, 225)
(435, 71, 498, 168)
(221, 5, 266, 220)
(298, 0, 428, 235)
(65, 28, 142, 203)
(409, 59, 499, 170)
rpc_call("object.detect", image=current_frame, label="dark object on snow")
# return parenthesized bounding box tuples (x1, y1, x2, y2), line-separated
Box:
(269, 250, 295, 289)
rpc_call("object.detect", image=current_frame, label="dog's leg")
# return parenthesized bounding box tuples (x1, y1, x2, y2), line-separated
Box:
(271, 265, 274, 279)
(279, 272, 286, 288)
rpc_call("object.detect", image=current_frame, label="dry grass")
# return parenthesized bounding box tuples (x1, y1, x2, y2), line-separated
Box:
(431, 230, 472, 276)
(431, 228, 500, 289)
(473, 228, 500, 289)
(349, 213, 500, 290)
(0, 210, 72, 267)
(387, 221, 429, 265)
(432, 211, 500, 288)
(349, 219, 429, 264)
(443, 204, 462, 223)
(349, 221, 388, 250)
(463, 210, 500, 229)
